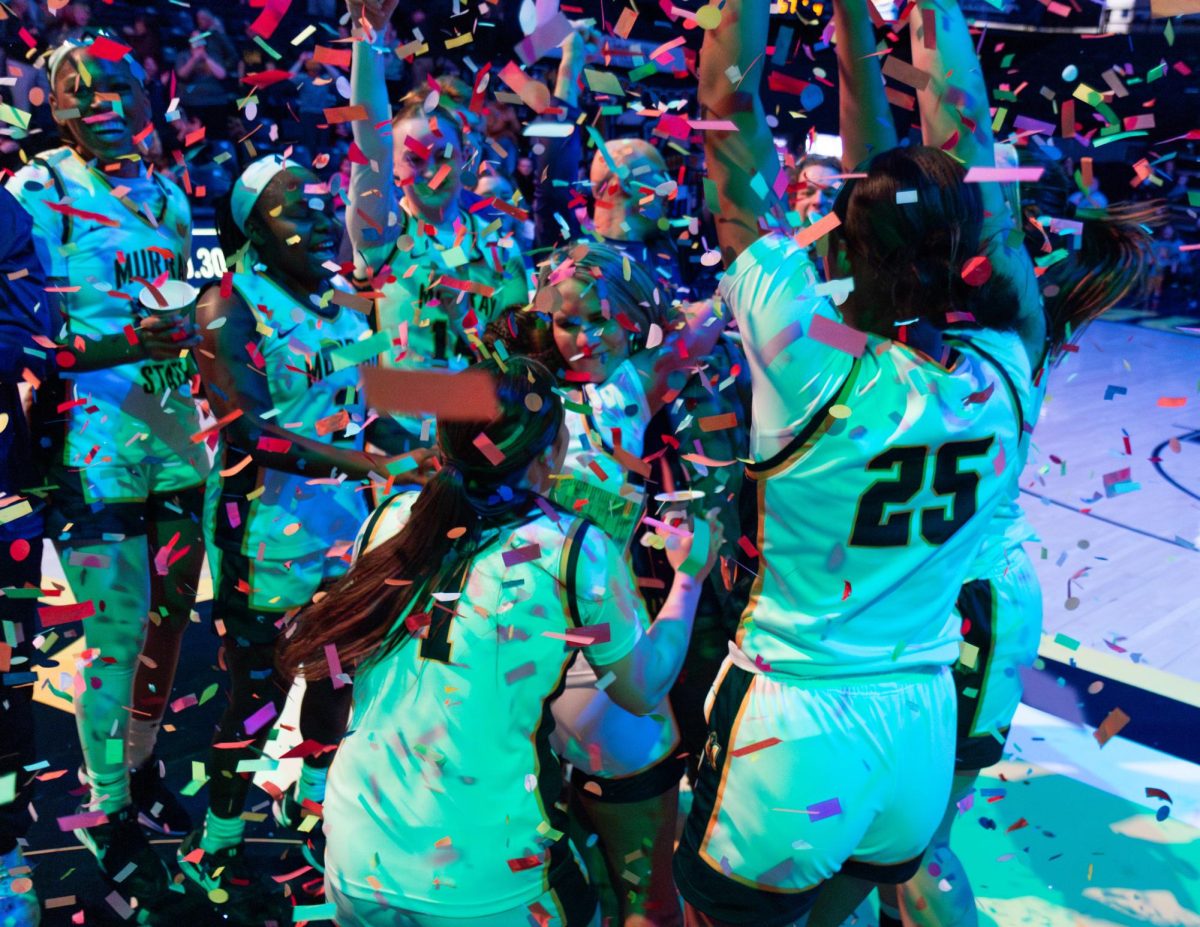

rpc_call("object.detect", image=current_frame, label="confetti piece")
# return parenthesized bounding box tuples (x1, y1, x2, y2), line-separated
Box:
(1103, 385, 1127, 401)
(473, 433, 506, 466)
(794, 211, 841, 249)
(502, 544, 542, 567)
(38, 601, 95, 627)
(1094, 707, 1130, 747)
(58, 810, 107, 831)
(882, 55, 931, 91)
(963, 166, 1046, 183)
(807, 315, 867, 357)
(87, 36, 133, 62)
(698, 413, 738, 432)
(323, 105, 368, 124)
(244, 701, 279, 736)
(961, 255, 992, 286)
(249, 0, 291, 40)
(362, 368, 500, 421)
(806, 797, 843, 822)
(505, 662, 537, 684)
(1157, 397, 1186, 408)
(730, 737, 782, 758)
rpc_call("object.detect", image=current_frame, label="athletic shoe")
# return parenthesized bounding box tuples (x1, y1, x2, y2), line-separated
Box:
(271, 785, 327, 880)
(0, 844, 40, 927)
(130, 756, 192, 836)
(176, 830, 292, 924)
(270, 784, 322, 833)
(72, 804, 172, 908)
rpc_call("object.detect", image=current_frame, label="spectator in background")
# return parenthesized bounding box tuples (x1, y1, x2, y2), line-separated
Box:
(47, 0, 91, 46)
(791, 154, 843, 222)
(0, 44, 53, 170)
(122, 14, 162, 72)
(289, 51, 339, 168)
(174, 13, 237, 137)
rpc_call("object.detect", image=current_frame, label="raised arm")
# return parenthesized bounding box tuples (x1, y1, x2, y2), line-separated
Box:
(909, 0, 1045, 365)
(585, 511, 723, 715)
(346, 0, 402, 259)
(697, 0, 781, 266)
(532, 26, 592, 250)
(833, 0, 898, 170)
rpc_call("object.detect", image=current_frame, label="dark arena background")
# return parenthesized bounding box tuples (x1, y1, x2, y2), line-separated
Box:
(0, 0, 1197, 925)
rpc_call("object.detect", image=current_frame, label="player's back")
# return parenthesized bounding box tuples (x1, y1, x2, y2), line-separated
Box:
(720, 233, 1032, 678)
(324, 491, 643, 915)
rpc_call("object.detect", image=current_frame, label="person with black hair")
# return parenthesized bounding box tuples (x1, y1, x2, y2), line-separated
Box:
(831, 1, 1163, 924)
(180, 155, 423, 919)
(673, 0, 1045, 921)
(6, 33, 206, 908)
(280, 356, 723, 927)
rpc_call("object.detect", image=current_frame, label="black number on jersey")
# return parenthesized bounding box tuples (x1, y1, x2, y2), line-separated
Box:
(419, 611, 454, 664)
(849, 438, 995, 547)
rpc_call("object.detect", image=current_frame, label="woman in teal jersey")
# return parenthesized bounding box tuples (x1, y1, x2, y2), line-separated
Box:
(180, 155, 422, 921)
(7, 32, 205, 911)
(280, 356, 722, 927)
(830, 2, 1163, 924)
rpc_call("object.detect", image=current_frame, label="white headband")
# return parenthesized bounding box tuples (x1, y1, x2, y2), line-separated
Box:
(231, 155, 301, 234)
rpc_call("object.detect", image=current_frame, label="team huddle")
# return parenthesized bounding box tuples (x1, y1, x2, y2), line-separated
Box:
(0, 0, 1162, 926)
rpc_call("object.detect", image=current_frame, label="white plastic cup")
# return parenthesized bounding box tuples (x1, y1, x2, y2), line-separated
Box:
(138, 279, 198, 324)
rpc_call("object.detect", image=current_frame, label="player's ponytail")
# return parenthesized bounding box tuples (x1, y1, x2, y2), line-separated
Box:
(278, 357, 565, 679)
(1036, 200, 1164, 349)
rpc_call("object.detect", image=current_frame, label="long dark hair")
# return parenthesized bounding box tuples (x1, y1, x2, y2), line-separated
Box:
(831, 145, 1009, 334)
(1017, 155, 1163, 349)
(278, 357, 565, 679)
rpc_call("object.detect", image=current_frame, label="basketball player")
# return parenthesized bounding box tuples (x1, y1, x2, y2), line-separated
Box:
(673, 0, 1047, 922)
(179, 156, 417, 917)
(7, 33, 205, 907)
(280, 357, 722, 927)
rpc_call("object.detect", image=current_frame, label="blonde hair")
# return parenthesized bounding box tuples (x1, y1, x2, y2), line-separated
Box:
(535, 241, 667, 351)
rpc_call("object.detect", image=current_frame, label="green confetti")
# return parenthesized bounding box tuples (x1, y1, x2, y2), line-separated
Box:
(198, 682, 219, 706)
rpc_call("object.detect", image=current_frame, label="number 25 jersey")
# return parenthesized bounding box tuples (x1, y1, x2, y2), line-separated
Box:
(721, 233, 1032, 679)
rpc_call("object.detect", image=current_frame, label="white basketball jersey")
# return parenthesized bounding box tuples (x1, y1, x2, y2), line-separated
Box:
(720, 233, 1031, 678)
(211, 269, 373, 559)
(549, 357, 651, 548)
(7, 147, 204, 468)
(324, 491, 645, 916)
(362, 207, 528, 370)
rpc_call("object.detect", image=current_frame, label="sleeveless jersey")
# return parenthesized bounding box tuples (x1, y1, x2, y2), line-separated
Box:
(720, 233, 1032, 679)
(324, 492, 645, 916)
(6, 147, 205, 472)
(211, 268, 373, 560)
(549, 358, 651, 548)
(360, 205, 528, 371)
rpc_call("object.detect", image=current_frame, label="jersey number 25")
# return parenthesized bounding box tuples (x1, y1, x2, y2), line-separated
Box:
(849, 438, 995, 547)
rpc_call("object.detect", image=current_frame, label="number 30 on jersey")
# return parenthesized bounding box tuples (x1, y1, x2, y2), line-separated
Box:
(849, 438, 995, 547)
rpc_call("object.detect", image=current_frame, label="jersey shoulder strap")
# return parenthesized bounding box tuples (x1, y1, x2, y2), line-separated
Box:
(30, 154, 72, 245)
(558, 515, 593, 629)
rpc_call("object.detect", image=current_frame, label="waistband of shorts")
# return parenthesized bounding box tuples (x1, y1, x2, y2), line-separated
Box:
(726, 643, 950, 690)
